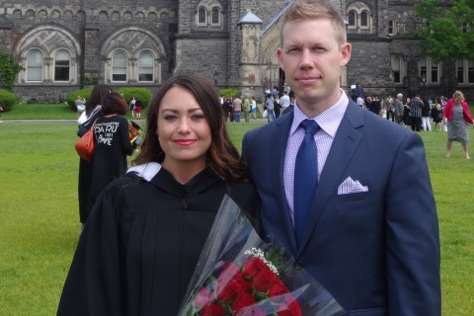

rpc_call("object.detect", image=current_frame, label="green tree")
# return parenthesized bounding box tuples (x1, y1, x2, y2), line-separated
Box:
(0, 51, 21, 91)
(416, 0, 474, 91)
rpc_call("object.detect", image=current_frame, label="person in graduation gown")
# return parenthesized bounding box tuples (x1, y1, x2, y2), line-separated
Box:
(77, 84, 110, 225)
(86, 92, 134, 213)
(57, 74, 259, 316)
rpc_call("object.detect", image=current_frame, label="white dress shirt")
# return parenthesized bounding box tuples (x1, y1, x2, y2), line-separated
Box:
(283, 90, 349, 223)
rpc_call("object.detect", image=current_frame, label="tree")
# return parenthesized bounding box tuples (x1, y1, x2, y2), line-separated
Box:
(0, 51, 22, 91)
(416, 0, 474, 61)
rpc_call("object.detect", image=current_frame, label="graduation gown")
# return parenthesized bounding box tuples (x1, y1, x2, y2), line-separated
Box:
(58, 167, 258, 316)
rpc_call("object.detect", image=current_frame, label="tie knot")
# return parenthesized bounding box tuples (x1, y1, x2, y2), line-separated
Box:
(300, 119, 319, 136)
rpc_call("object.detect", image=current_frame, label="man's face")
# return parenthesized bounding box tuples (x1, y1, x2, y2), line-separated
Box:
(277, 19, 351, 113)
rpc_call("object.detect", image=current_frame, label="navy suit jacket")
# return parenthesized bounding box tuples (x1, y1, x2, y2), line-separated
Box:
(242, 101, 440, 316)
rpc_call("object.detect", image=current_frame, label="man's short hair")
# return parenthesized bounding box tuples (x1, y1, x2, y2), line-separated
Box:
(281, 0, 346, 44)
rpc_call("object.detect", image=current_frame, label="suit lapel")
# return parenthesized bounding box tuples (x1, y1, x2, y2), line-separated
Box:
(273, 113, 298, 253)
(297, 102, 364, 256)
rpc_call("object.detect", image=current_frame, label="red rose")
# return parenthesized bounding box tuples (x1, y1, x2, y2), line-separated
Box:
(232, 291, 256, 313)
(275, 295, 302, 316)
(242, 257, 269, 279)
(252, 267, 280, 292)
(194, 287, 213, 310)
(267, 278, 289, 296)
(200, 303, 225, 316)
(217, 274, 249, 302)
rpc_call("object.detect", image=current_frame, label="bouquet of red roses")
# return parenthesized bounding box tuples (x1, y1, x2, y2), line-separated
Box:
(178, 196, 344, 316)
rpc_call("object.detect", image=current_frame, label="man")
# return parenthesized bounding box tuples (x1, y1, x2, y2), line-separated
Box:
(232, 96, 242, 122)
(242, 0, 440, 314)
(410, 95, 423, 132)
(280, 90, 291, 112)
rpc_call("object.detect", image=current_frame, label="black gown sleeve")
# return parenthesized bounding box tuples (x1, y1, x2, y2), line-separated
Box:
(119, 118, 134, 156)
(57, 188, 124, 316)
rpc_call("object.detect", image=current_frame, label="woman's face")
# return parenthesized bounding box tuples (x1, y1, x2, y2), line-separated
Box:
(156, 86, 212, 170)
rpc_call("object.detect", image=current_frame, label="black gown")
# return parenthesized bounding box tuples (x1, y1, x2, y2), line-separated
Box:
(87, 115, 133, 217)
(58, 167, 259, 316)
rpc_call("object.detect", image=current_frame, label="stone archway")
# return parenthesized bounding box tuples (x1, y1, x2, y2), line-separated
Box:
(100, 27, 167, 84)
(14, 25, 81, 83)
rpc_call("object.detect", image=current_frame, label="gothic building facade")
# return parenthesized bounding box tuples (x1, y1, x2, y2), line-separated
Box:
(0, 0, 472, 101)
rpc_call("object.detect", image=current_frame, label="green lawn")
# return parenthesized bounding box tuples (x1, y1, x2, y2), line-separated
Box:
(1, 103, 78, 120)
(0, 121, 473, 315)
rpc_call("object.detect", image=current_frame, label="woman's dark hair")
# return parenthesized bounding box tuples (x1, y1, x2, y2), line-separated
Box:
(85, 84, 111, 115)
(134, 74, 247, 182)
(102, 92, 128, 115)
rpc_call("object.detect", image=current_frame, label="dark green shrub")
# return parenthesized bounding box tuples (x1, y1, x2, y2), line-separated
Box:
(66, 87, 92, 111)
(219, 87, 240, 98)
(0, 89, 18, 112)
(0, 51, 22, 91)
(116, 87, 152, 110)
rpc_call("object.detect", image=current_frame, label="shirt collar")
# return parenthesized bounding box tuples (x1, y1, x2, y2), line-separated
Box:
(290, 89, 349, 138)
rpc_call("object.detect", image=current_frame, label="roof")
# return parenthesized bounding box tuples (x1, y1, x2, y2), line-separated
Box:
(238, 11, 263, 25)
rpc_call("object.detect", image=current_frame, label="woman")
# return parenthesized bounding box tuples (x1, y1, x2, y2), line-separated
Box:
(57, 75, 258, 315)
(431, 97, 443, 130)
(444, 90, 474, 159)
(77, 84, 110, 225)
(86, 92, 134, 214)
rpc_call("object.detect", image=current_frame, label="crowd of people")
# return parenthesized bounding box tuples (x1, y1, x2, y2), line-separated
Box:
(350, 91, 473, 159)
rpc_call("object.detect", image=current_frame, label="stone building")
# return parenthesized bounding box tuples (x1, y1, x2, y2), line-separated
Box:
(0, 0, 472, 101)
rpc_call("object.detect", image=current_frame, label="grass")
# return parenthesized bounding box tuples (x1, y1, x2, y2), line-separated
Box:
(1, 103, 78, 120)
(0, 120, 473, 315)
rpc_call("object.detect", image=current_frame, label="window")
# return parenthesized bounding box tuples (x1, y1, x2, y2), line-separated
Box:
(457, 60, 464, 83)
(138, 51, 154, 82)
(391, 55, 406, 84)
(348, 10, 356, 27)
(26, 49, 43, 82)
(211, 7, 220, 25)
(388, 20, 394, 35)
(198, 7, 206, 25)
(112, 50, 128, 82)
(431, 64, 439, 83)
(360, 11, 368, 27)
(418, 58, 441, 84)
(54, 50, 70, 81)
(469, 61, 474, 83)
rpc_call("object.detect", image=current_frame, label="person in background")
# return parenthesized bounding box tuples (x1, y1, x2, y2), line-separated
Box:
(129, 96, 136, 113)
(265, 93, 276, 123)
(393, 93, 404, 125)
(280, 90, 291, 113)
(57, 74, 258, 316)
(431, 97, 443, 130)
(282, 90, 296, 116)
(250, 96, 257, 120)
(409, 95, 423, 132)
(86, 92, 134, 214)
(232, 96, 242, 123)
(242, 0, 440, 314)
(444, 90, 473, 159)
(242, 95, 251, 123)
(77, 84, 110, 226)
(421, 97, 432, 131)
(133, 99, 143, 119)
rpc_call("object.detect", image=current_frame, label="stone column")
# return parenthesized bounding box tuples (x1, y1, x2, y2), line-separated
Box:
(238, 11, 262, 98)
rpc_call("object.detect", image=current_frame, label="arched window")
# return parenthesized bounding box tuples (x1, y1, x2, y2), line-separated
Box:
(348, 10, 356, 27)
(138, 51, 154, 82)
(112, 50, 128, 82)
(54, 50, 70, 81)
(360, 11, 368, 27)
(211, 6, 220, 25)
(26, 49, 43, 82)
(198, 7, 206, 25)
